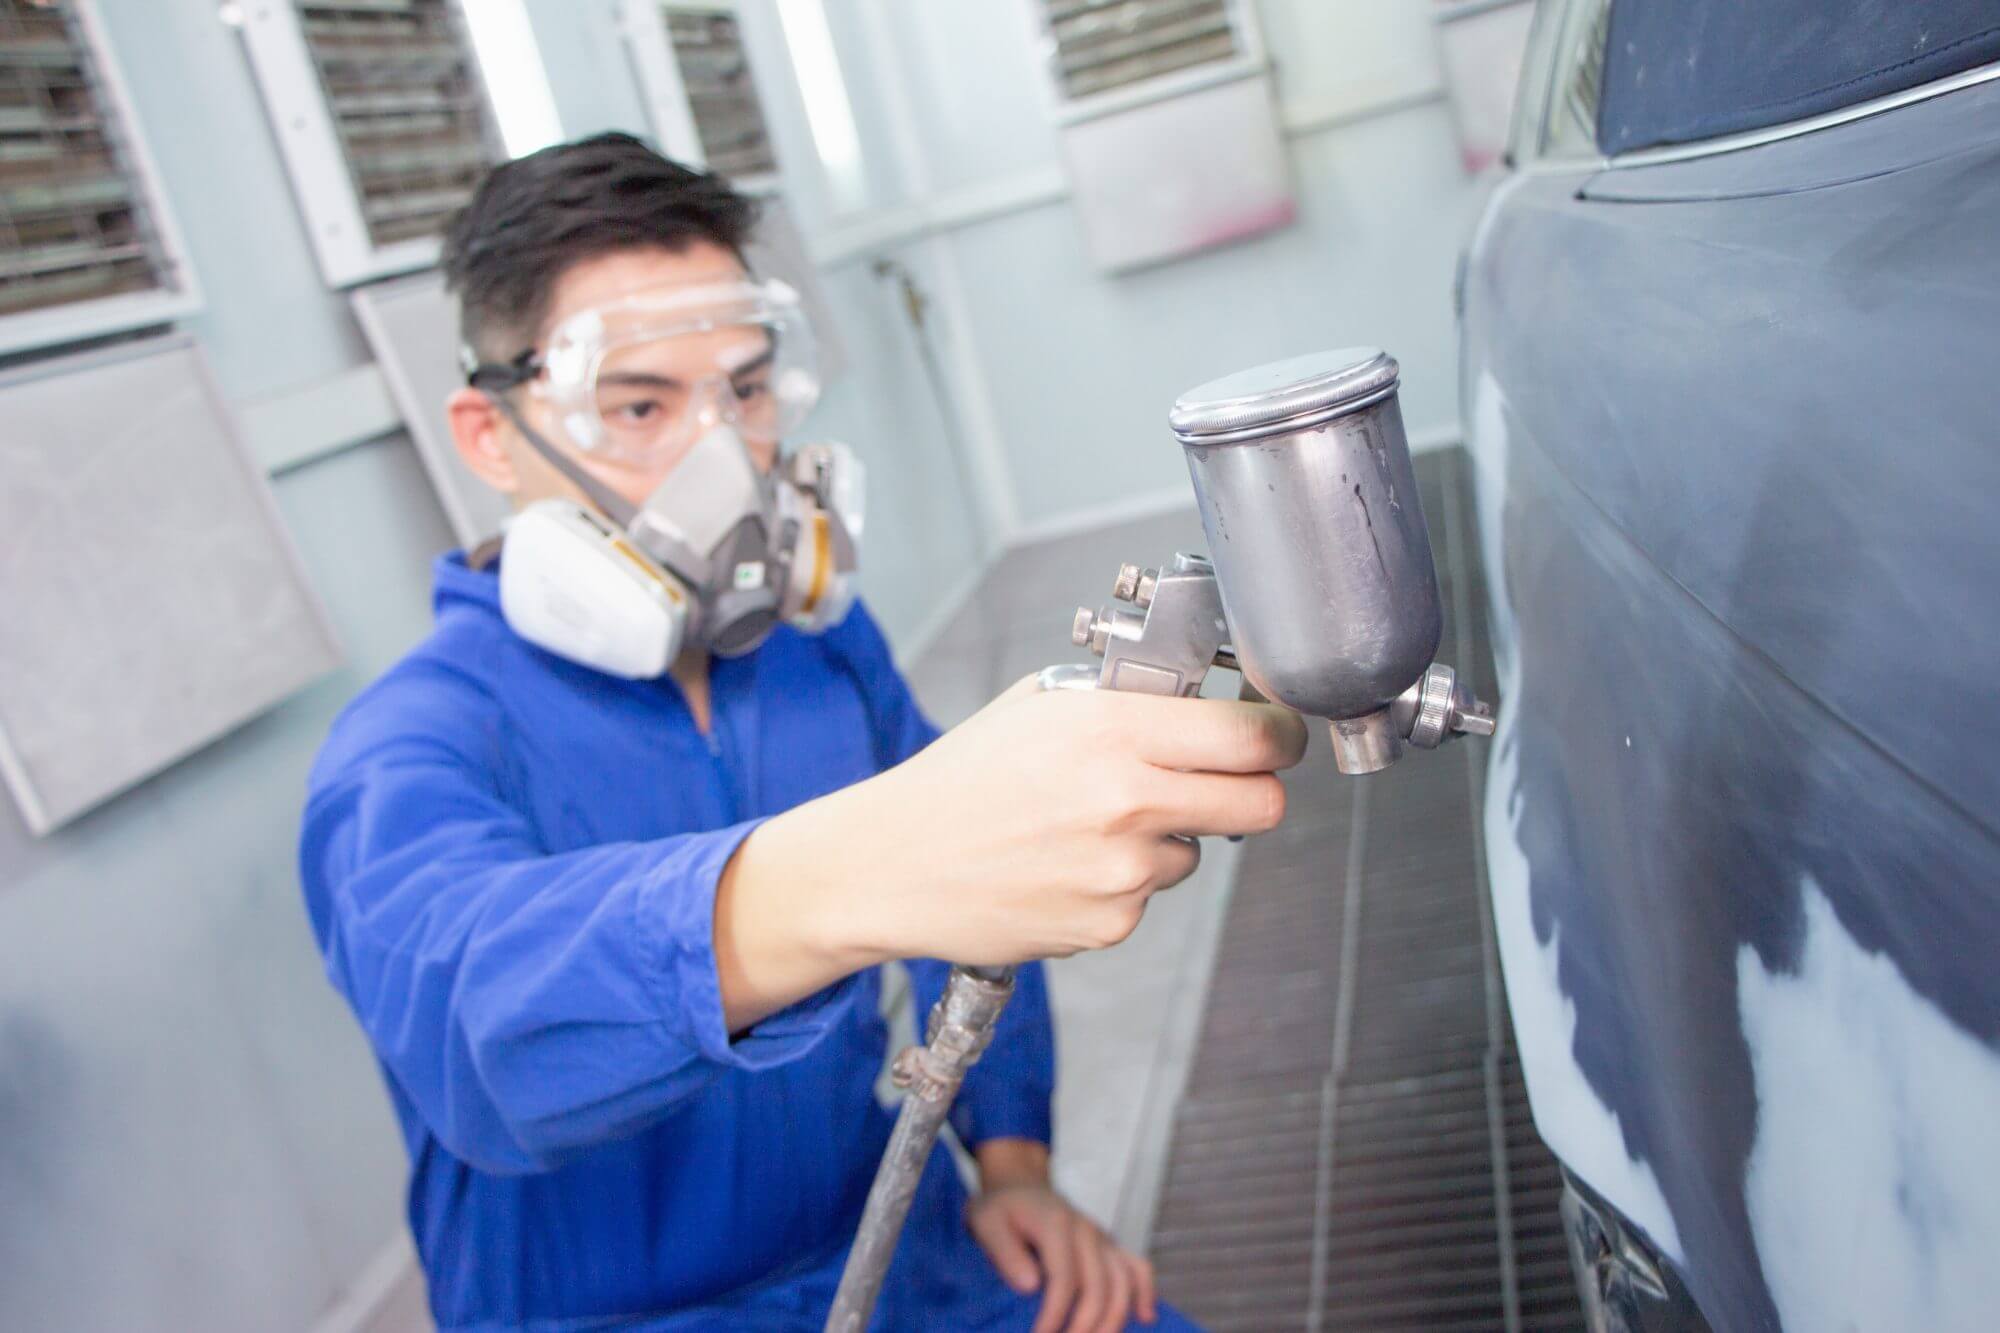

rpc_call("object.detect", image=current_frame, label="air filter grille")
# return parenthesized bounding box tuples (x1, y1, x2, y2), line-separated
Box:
(0, 0, 172, 317)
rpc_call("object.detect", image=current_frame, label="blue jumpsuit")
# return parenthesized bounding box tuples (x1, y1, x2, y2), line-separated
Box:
(299, 554, 1196, 1331)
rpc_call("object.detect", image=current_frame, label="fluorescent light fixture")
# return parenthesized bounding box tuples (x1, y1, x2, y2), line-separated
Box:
(774, 0, 868, 213)
(460, 0, 564, 158)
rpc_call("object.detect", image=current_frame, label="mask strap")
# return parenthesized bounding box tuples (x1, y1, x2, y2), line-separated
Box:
(483, 391, 639, 530)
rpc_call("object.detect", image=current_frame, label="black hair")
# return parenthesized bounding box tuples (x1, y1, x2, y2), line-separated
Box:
(441, 132, 761, 361)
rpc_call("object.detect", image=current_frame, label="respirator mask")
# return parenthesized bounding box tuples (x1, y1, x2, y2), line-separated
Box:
(465, 278, 863, 678)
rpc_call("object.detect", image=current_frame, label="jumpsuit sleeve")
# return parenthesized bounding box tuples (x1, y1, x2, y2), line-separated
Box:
(828, 605, 1059, 1149)
(298, 666, 861, 1177)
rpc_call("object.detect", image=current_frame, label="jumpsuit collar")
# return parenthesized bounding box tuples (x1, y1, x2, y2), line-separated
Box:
(432, 550, 764, 817)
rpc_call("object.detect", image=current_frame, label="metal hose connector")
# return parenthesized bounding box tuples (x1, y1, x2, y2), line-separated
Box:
(823, 964, 1016, 1332)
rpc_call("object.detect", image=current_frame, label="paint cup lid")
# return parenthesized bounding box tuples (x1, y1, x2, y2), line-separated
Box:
(1169, 347, 1400, 445)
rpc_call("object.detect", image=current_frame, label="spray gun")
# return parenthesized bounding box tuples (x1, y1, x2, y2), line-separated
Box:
(825, 347, 1494, 1331)
(1071, 346, 1493, 762)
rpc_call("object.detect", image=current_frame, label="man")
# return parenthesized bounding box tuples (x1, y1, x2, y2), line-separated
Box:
(300, 134, 1305, 1332)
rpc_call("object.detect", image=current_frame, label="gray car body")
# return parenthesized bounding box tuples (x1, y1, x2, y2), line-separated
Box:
(1460, 64, 2000, 1333)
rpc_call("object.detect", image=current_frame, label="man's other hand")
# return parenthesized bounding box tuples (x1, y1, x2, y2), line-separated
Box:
(966, 1140, 1157, 1332)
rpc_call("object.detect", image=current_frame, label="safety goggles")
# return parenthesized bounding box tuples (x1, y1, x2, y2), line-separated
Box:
(466, 278, 821, 466)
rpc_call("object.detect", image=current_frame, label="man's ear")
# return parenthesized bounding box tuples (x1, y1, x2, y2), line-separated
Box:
(447, 387, 519, 493)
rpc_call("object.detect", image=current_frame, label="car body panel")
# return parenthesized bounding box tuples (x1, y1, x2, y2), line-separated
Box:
(1462, 69, 2000, 1333)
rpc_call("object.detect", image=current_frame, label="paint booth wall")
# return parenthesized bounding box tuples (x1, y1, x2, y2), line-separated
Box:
(714, 0, 1485, 540)
(0, 3, 1483, 1328)
(532, 0, 1483, 544)
(0, 6, 995, 1327)
(0, 3, 434, 1328)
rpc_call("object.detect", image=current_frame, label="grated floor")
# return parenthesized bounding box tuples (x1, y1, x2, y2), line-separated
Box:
(1148, 449, 1585, 1332)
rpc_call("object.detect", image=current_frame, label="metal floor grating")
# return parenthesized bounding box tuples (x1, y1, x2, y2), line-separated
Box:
(1149, 448, 1584, 1332)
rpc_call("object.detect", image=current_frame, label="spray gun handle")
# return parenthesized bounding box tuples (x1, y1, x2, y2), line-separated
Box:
(1046, 554, 1245, 842)
(1035, 662, 1101, 692)
(1066, 554, 1235, 698)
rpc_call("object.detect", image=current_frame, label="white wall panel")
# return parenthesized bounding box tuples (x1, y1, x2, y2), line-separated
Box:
(943, 100, 1477, 528)
(0, 337, 340, 835)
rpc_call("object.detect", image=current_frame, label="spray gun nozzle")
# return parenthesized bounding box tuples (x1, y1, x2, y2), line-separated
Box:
(1392, 662, 1496, 750)
(1456, 702, 1497, 737)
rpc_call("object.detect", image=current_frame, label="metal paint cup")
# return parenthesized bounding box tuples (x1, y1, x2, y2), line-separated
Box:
(1169, 348, 1443, 773)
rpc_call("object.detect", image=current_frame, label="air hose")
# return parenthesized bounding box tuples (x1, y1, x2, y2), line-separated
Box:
(824, 963, 1017, 1332)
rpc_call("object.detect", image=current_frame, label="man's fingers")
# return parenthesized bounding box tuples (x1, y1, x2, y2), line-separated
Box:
(967, 1205, 1040, 1294)
(1139, 770, 1287, 838)
(1145, 834, 1201, 897)
(1063, 1219, 1109, 1333)
(1029, 1218, 1078, 1333)
(1092, 1239, 1133, 1333)
(1125, 1251, 1158, 1325)
(1119, 696, 1309, 774)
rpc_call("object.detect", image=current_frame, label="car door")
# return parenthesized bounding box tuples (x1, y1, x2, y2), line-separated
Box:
(1461, 3, 2000, 1328)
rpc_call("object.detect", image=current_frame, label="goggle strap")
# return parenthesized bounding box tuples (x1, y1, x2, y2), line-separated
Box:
(463, 346, 541, 393)
(484, 391, 639, 530)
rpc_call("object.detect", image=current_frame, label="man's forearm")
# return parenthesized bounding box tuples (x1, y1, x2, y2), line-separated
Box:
(711, 783, 888, 1033)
